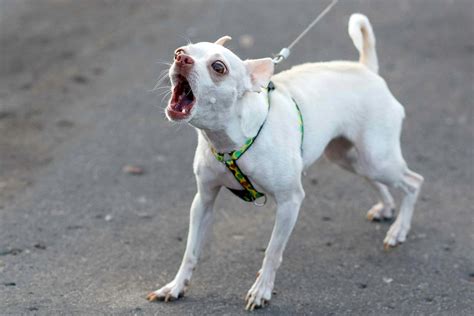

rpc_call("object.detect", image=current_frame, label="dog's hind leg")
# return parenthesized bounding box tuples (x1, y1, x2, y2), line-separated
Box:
(383, 168, 423, 249)
(353, 127, 424, 248)
(366, 181, 395, 221)
(325, 137, 396, 221)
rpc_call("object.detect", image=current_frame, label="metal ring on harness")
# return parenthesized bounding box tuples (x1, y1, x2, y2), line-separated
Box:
(253, 194, 267, 207)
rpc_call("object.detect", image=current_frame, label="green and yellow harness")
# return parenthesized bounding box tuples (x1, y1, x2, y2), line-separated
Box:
(211, 81, 304, 205)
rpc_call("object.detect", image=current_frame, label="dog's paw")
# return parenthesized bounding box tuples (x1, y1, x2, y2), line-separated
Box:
(245, 271, 273, 311)
(146, 279, 189, 302)
(367, 202, 394, 222)
(383, 221, 409, 250)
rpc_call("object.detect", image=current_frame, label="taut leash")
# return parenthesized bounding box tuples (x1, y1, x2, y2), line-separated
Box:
(272, 0, 339, 65)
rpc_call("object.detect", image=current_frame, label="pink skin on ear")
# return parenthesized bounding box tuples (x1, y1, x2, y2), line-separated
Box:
(244, 58, 274, 92)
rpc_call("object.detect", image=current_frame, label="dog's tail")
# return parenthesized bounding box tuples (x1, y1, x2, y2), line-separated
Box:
(348, 13, 378, 73)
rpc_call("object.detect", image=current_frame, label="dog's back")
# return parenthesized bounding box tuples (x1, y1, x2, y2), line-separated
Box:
(271, 14, 405, 168)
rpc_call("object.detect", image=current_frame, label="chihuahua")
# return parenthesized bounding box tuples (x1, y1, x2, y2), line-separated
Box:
(147, 13, 424, 310)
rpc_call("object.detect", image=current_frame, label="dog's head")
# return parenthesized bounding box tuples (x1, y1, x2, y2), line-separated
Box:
(165, 36, 274, 129)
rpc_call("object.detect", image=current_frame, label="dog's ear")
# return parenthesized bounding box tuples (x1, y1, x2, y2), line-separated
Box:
(244, 58, 274, 92)
(214, 35, 232, 46)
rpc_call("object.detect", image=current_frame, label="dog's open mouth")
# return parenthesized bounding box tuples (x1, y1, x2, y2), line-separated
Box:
(166, 75, 196, 120)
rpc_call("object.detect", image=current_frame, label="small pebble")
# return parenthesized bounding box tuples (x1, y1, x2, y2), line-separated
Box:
(105, 214, 113, 221)
(34, 243, 47, 250)
(0, 248, 22, 256)
(383, 277, 393, 284)
(123, 165, 144, 175)
(468, 273, 474, 282)
(71, 74, 88, 84)
(0, 111, 15, 120)
(56, 119, 75, 128)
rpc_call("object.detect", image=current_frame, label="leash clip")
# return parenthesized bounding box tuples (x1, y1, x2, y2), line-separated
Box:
(272, 48, 290, 64)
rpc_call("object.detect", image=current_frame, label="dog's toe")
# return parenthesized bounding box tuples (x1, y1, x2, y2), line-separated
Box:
(147, 279, 187, 303)
(383, 221, 409, 250)
(367, 203, 394, 222)
(146, 292, 158, 302)
(244, 274, 273, 311)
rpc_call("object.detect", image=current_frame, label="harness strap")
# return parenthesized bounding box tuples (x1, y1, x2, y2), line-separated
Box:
(211, 81, 303, 205)
(294, 98, 304, 153)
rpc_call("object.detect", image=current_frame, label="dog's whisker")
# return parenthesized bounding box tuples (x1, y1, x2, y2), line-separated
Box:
(154, 85, 172, 91)
(159, 91, 172, 106)
(176, 33, 193, 45)
(151, 74, 172, 92)
(157, 89, 172, 96)
(155, 61, 172, 66)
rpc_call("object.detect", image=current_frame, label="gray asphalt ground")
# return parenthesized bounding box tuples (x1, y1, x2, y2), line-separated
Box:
(1, 0, 473, 315)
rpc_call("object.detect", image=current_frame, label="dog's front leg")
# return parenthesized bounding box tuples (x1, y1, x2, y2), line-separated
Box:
(147, 183, 219, 302)
(245, 187, 305, 310)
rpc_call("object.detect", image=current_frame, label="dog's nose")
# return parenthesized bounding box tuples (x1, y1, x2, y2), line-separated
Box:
(175, 53, 194, 66)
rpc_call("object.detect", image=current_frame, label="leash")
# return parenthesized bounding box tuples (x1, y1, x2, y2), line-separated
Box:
(272, 0, 339, 64)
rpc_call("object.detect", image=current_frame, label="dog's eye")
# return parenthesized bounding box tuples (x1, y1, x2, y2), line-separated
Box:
(211, 60, 227, 74)
(174, 49, 184, 60)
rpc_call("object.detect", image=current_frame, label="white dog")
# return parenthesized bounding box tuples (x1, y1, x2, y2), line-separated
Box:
(147, 13, 424, 310)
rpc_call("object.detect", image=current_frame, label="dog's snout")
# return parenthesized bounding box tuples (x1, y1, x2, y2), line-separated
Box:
(175, 53, 194, 66)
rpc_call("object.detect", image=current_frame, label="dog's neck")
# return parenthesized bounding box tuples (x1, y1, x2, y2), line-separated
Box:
(199, 91, 268, 153)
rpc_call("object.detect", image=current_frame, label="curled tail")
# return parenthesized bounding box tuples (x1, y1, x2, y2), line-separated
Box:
(348, 13, 379, 73)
